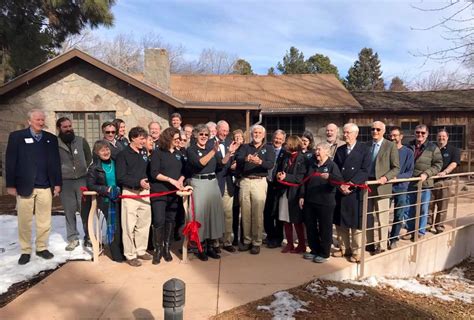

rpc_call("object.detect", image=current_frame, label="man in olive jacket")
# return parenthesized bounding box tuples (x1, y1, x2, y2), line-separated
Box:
(366, 121, 400, 254)
(57, 117, 92, 250)
(402, 124, 442, 239)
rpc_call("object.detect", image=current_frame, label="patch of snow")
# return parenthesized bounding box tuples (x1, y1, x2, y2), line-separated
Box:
(0, 214, 93, 295)
(306, 280, 366, 299)
(257, 291, 309, 319)
(345, 266, 474, 304)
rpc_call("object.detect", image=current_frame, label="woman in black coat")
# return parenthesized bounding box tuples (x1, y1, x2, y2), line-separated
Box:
(299, 142, 342, 263)
(85, 140, 124, 262)
(276, 136, 307, 254)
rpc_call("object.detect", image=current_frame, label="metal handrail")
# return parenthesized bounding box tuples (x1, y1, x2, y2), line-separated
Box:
(358, 172, 474, 279)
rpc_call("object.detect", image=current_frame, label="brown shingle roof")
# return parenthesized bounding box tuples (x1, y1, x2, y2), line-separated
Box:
(352, 90, 474, 112)
(169, 74, 362, 113)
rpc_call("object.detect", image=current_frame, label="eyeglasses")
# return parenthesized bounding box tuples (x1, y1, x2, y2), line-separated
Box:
(199, 133, 209, 137)
(371, 128, 382, 132)
(105, 131, 116, 134)
(181, 139, 188, 143)
(415, 131, 427, 135)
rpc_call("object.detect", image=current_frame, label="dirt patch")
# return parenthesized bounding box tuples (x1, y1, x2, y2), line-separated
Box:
(0, 264, 65, 308)
(213, 259, 474, 320)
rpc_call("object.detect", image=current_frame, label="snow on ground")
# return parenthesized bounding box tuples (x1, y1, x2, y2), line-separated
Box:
(345, 264, 474, 304)
(257, 291, 309, 320)
(0, 214, 93, 295)
(306, 280, 366, 298)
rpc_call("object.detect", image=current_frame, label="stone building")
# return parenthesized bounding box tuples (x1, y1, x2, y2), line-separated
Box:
(1, 48, 474, 193)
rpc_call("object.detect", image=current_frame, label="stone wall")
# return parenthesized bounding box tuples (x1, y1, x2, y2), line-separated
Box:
(0, 61, 174, 194)
(305, 114, 346, 143)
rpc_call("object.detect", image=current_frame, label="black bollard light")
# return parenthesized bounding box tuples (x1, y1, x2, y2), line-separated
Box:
(163, 278, 186, 320)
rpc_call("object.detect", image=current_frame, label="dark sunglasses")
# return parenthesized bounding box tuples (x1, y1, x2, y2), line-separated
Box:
(199, 133, 209, 137)
(105, 131, 116, 134)
(415, 131, 427, 135)
(371, 128, 382, 132)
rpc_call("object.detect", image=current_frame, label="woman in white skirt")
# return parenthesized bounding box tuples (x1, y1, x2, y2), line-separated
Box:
(276, 136, 307, 254)
(187, 124, 238, 260)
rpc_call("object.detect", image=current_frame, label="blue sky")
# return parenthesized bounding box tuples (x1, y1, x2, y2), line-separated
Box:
(94, 0, 470, 83)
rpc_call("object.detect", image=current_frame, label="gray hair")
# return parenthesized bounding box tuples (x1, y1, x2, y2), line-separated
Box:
(206, 121, 217, 129)
(326, 123, 339, 132)
(250, 124, 266, 142)
(343, 123, 359, 133)
(272, 129, 286, 140)
(194, 123, 209, 137)
(148, 121, 161, 130)
(415, 124, 428, 133)
(27, 109, 45, 120)
(372, 121, 386, 132)
(315, 142, 331, 152)
(216, 120, 229, 130)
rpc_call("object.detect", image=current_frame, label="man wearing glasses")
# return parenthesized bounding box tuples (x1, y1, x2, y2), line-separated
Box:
(102, 121, 124, 160)
(402, 124, 442, 241)
(366, 121, 399, 255)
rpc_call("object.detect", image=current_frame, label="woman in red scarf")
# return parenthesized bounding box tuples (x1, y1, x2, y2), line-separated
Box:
(276, 136, 307, 254)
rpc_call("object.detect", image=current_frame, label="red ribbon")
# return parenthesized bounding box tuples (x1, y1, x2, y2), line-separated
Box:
(277, 172, 371, 192)
(182, 194, 203, 253)
(119, 190, 178, 199)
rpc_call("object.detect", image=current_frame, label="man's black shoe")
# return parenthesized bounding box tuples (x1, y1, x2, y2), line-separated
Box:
(250, 246, 261, 255)
(266, 241, 281, 249)
(223, 245, 236, 253)
(36, 250, 54, 260)
(18, 254, 31, 265)
(238, 243, 251, 252)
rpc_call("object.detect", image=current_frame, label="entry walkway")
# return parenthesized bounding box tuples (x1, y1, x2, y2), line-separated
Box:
(0, 245, 350, 319)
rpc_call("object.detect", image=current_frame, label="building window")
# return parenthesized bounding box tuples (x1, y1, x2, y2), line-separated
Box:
(357, 126, 372, 143)
(260, 116, 305, 141)
(56, 112, 116, 147)
(429, 125, 465, 149)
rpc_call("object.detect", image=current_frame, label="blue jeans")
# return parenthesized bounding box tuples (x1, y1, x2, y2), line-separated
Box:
(407, 188, 431, 235)
(389, 192, 408, 242)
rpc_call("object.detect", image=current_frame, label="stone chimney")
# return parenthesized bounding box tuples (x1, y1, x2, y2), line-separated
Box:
(144, 48, 170, 93)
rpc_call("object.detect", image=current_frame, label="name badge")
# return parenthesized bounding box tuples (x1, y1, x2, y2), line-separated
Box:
(24, 138, 34, 144)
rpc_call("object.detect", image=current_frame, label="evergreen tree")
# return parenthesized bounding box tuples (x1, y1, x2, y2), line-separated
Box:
(306, 53, 341, 79)
(389, 76, 409, 91)
(1, 0, 115, 80)
(345, 47, 385, 91)
(232, 59, 254, 75)
(267, 67, 276, 75)
(276, 46, 308, 74)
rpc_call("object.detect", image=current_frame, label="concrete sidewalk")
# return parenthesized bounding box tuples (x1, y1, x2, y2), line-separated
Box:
(0, 245, 350, 319)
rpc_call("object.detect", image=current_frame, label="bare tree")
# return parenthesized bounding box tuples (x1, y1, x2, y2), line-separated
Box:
(411, 1, 473, 68)
(410, 67, 472, 90)
(60, 32, 238, 75)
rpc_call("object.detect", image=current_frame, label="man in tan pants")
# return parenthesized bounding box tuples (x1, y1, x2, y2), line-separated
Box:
(5, 109, 62, 265)
(235, 125, 275, 254)
(366, 121, 400, 254)
(116, 126, 152, 267)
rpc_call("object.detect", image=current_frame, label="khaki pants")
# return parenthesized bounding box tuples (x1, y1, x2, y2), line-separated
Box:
(17, 188, 53, 254)
(240, 177, 267, 246)
(336, 225, 362, 256)
(222, 185, 234, 246)
(367, 197, 390, 251)
(121, 188, 151, 260)
(429, 179, 452, 230)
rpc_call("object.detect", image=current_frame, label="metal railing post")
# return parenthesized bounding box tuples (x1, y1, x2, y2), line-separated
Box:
(452, 176, 460, 229)
(412, 179, 423, 261)
(359, 187, 369, 280)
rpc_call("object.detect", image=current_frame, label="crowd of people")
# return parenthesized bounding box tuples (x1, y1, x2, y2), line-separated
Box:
(5, 109, 460, 266)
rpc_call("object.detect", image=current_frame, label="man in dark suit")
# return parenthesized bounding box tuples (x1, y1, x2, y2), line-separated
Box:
(333, 123, 371, 263)
(263, 129, 286, 249)
(366, 121, 399, 254)
(214, 120, 238, 252)
(5, 109, 62, 265)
